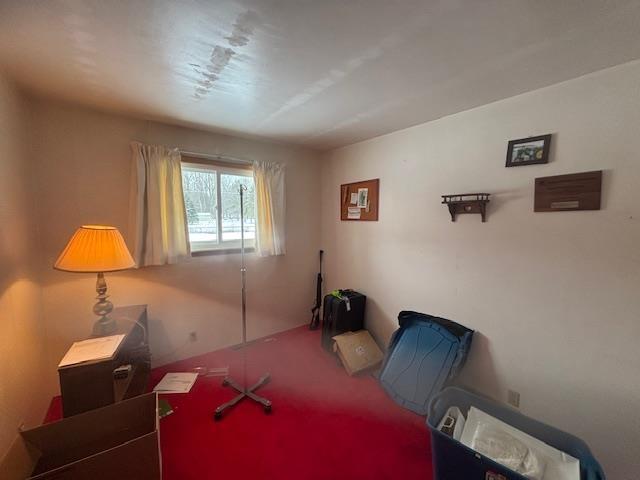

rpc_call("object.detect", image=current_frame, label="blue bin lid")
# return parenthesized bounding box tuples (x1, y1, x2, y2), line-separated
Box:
(379, 311, 473, 415)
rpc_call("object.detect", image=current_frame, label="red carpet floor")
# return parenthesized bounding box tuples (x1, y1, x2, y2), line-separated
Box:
(46, 326, 432, 479)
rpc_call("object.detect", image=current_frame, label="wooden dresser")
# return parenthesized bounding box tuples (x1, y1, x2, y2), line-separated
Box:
(58, 304, 151, 417)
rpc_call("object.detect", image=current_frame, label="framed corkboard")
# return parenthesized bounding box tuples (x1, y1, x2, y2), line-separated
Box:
(340, 179, 379, 221)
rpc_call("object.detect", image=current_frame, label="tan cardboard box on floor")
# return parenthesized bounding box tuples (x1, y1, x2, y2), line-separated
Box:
(332, 330, 384, 376)
(0, 392, 161, 480)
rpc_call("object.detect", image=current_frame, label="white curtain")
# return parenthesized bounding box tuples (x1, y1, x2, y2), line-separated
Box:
(129, 142, 190, 266)
(253, 160, 286, 256)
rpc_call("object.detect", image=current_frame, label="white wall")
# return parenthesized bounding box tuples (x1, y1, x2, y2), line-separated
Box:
(30, 100, 321, 393)
(321, 60, 640, 478)
(0, 74, 49, 459)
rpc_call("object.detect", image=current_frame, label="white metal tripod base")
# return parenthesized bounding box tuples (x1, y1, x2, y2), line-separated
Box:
(213, 373, 272, 420)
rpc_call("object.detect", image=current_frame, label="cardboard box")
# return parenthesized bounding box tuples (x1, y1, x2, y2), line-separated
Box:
(332, 330, 384, 376)
(0, 392, 161, 480)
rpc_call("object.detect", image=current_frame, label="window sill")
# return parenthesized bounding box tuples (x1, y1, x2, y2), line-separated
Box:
(191, 247, 255, 257)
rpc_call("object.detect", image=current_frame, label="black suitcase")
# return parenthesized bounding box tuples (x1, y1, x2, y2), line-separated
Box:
(321, 290, 366, 352)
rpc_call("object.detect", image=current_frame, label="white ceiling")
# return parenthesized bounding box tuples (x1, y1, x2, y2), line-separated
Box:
(1, 1, 640, 150)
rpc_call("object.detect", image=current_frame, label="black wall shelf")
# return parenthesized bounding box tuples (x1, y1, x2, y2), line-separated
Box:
(441, 193, 490, 222)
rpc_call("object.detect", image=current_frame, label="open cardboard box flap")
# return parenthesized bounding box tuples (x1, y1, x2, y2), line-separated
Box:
(332, 330, 384, 376)
(0, 392, 161, 480)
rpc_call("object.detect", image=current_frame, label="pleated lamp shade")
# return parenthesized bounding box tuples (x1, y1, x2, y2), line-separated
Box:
(54, 225, 135, 272)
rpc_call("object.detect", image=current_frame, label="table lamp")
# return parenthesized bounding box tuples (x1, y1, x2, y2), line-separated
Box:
(54, 225, 136, 336)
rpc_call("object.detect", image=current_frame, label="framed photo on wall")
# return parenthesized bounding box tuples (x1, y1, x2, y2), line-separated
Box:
(505, 134, 552, 167)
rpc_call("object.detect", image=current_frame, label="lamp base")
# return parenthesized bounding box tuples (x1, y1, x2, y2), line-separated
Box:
(92, 272, 116, 336)
(92, 316, 117, 336)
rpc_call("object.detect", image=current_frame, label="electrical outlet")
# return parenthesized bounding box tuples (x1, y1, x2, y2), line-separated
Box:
(507, 389, 521, 408)
(189, 331, 198, 342)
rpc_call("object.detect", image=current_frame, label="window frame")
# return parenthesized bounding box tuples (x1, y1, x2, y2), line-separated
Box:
(181, 156, 255, 256)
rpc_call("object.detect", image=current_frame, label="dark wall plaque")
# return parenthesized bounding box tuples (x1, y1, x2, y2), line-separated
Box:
(534, 170, 602, 212)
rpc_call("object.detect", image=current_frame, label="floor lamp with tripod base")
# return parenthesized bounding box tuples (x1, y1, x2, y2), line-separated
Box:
(214, 184, 272, 420)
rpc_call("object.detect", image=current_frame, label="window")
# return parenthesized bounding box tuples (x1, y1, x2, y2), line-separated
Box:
(181, 159, 256, 253)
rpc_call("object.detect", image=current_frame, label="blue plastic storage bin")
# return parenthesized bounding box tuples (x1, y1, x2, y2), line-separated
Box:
(379, 311, 473, 415)
(427, 387, 605, 480)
